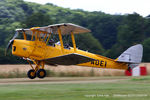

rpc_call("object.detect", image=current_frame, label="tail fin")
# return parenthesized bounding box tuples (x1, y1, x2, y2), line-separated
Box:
(116, 44, 143, 69)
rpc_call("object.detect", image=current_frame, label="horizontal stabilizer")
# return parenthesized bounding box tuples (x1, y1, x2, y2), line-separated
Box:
(117, 44, 143, 64)
(44, 53, 94, 65)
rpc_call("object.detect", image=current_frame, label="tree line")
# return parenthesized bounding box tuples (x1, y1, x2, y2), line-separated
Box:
(0, 0, 150, 64)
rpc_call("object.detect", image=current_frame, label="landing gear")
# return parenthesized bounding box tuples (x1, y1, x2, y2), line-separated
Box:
(26, 60, 47, 79)
(37, 69, 46, 78)
(27, 69, 36, 79)
(27, 69, 46, 79)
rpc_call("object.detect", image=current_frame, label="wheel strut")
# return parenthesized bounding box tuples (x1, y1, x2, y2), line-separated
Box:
(26, 60, 46, 79)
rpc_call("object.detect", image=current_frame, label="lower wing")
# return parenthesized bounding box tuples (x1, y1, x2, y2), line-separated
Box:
(44, 53, 94, 65)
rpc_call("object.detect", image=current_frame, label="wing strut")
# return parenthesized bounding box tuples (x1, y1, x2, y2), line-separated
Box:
(58, 27, 64, 54)
(71, 31, 77, 52)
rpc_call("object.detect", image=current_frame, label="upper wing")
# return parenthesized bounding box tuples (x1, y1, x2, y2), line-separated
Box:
(44, 53, 94, 65)
(16, 23, 91, 36)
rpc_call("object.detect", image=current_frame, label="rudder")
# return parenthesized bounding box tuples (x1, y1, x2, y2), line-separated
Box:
(116, 44, 143, 69)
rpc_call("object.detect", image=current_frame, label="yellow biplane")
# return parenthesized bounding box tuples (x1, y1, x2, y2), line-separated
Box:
(6, 23, 143, 79)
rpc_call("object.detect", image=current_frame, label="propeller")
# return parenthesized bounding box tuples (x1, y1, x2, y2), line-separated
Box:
(5, 31, 19, 56)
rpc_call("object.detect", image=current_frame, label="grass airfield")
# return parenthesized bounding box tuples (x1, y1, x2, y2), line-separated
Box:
(0, 76, 150, 100)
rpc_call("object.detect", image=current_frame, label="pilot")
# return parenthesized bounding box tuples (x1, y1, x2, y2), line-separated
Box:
(64, 43, 70, 49)
(48, 39, 55, 47)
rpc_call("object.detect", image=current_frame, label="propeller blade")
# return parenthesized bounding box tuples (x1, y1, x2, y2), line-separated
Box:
(5, 31, 18, 56)
(5, 40, 14, 56)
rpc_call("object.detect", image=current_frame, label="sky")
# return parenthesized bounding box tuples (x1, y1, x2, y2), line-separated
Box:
(24, 0, 150, 17)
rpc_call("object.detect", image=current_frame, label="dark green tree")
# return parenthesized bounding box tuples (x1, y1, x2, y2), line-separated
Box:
(75, 33, 104, 55)
(142, 38, 150, 62)
(87, 14, 123, 49)
(106, 13, 146, 59)
(117, 13, 145, 48)
(22, 12, 53, 28)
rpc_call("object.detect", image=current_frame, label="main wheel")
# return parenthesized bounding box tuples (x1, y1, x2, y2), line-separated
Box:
(37, 69, 46, 78)
(27, 69, 36, 79)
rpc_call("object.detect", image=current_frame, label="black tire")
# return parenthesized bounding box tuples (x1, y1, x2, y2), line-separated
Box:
(37, 69, 46, 78)
(27, 69, 36, 79)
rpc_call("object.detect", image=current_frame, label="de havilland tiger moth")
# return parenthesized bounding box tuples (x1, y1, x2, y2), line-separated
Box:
(5, 23, 143, 79)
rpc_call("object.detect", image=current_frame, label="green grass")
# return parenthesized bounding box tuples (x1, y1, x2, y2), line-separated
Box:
(131, 76, 150, 81)
(0, 77, 150, 100)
